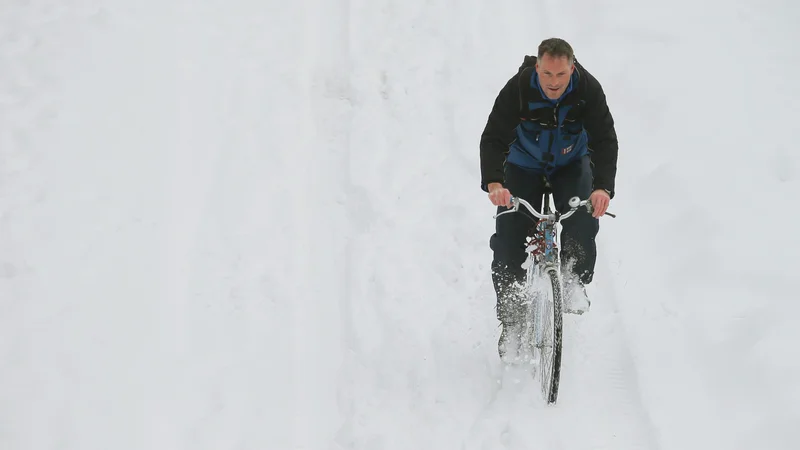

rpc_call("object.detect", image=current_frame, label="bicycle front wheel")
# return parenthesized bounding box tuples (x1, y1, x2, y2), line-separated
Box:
(535, 268, 563, 404)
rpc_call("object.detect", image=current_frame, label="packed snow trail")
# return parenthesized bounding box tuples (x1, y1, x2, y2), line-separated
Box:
(335, 0, 660, 448)
(2, 0, 799, 449)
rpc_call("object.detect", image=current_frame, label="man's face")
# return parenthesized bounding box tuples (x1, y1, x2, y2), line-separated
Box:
(535, 53, 574, 100)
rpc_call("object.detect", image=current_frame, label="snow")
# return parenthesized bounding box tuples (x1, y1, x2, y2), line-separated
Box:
(1, 0, 799, 449)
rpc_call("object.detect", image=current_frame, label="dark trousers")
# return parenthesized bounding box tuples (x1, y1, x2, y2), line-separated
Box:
(489, 155, 599, 323)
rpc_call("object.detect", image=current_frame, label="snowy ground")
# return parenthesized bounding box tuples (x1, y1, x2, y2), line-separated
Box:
(1, 0, 799, 449)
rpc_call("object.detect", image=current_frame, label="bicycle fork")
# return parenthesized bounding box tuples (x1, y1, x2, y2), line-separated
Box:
(525, 219, 560, 350)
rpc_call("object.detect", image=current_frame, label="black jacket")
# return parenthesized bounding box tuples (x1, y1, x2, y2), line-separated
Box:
(479, 56, 619, 198)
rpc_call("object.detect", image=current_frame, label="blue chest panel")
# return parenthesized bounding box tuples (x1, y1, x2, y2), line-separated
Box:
(506, 71, 588, 174)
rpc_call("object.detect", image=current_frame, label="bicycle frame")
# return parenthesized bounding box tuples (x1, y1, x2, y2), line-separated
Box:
(528, 194, 560, 274)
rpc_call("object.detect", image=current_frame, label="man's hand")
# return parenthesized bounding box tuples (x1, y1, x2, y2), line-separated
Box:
(488, 182, 512, 207)
(589, 189, 610, 218)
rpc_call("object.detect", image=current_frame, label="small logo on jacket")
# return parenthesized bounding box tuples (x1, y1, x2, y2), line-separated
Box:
(561, 144, 574, 155)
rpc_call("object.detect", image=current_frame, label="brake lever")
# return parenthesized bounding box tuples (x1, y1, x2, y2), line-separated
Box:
(583, 198, 617, 218)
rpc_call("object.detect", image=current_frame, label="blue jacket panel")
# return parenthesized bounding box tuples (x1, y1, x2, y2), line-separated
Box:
(506, 70, 589, 175)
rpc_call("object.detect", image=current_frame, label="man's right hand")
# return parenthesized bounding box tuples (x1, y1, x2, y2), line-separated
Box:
(488, 182, 512, 207)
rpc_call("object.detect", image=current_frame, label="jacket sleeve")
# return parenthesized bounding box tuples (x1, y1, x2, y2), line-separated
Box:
(479, 73, 522, 192)
(583, 76, 619, 198)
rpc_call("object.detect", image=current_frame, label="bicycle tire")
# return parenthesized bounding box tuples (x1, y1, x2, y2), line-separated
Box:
(538, 268, 563, 404)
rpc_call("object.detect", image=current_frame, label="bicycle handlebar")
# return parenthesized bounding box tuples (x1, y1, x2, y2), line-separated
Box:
(493, 195, 616, 221)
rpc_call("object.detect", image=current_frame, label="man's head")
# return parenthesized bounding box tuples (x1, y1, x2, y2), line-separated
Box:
(535, 38, 575, 100)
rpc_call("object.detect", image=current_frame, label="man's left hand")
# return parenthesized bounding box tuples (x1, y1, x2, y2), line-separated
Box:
(589, 189, 610, 218)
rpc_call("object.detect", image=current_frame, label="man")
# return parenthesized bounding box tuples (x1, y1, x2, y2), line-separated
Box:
(479, 38, 618, 357)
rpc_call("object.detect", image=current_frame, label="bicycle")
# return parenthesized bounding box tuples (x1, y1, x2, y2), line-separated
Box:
(493, 182, 615, 404)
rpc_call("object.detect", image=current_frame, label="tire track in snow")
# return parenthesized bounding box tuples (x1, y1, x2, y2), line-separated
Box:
(156, 2, 324, 447)
(0, 4, 72, 448)
(301, 0, 382, 446)
(552, 256, 662, 450)
(297, 0, 353, 448)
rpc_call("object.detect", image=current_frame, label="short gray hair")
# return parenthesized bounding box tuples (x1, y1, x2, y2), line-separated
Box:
(538, 38, 574, 64)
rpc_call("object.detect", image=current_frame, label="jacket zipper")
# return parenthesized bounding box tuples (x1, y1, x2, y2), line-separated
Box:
(548, 101, 560, 163)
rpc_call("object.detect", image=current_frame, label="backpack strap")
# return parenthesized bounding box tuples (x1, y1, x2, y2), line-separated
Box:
(518, 66, 537, 119)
